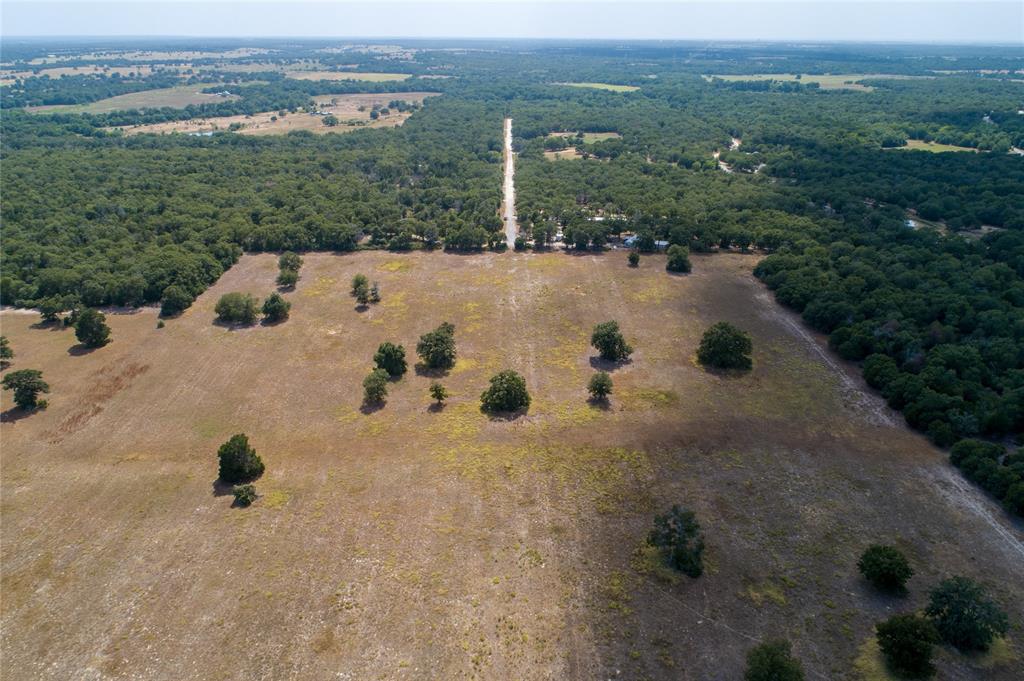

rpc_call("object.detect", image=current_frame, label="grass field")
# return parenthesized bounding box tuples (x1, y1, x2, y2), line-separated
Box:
(544, 148, 586, 160)
(26, 84, 238, 113)
(706, 73, 926, 91)
(0, 64, 172, 85)
(557, 82, 640, 92)
(285, 71, 412, 82)
(112, 92, 438, 136)
(892, 139, 980, 153)
(547, 131, 622, 143)
(1, 252, 1021, 680)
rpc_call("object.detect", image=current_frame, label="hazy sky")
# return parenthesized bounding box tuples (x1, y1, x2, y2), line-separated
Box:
(2, 1, 1022, 44)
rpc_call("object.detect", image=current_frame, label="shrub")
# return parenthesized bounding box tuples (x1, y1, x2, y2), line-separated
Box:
(925, 576, 1008, 651)
(233, 484, 257, 507)
(354, 282, 371, 306)
(514, 236, 527, 251)
(74, 308, 111, 348)
(351, 273, 369, 295)
(648, 505, 704, 577)
(628, 251, 640, 267)
(417, 322, 457, 370)
(276, 268, 299, 288)
(157, 320, 165, 329)
(430, 382, 448, 404)
(588, 371, 613, 400)
(261, 292, 291, 322)
(591, 321, 633, 362)
(744, 640, 804, 681)
(0, 335, 12, 367)
(666, 244, 692, 273)
(480, 370, 531, 413)
(876, 614, 939, 679)
(2, 369, 49, 410)
(698, 321, 753, 370)
(374, 342, 407, 378)
(370, 282, 381, 303)
(217, 434, 264, 484)
(215, 292, 259, 325)
(160, 285, 194, 317)
(278, 251, 303, 272)
(363, 368, 389, 405)
(858, 545, 914, 593)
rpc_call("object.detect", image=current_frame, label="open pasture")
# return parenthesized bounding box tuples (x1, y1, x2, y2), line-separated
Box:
(2, 251, 1021, 680)
(893, 139, 980, 153)
(707, 73, 927, 91)
(285, 71, 412, 82)
(26, 83, 238, 113)
(556, 82, 640, 92)
(112, 91, 438, 136)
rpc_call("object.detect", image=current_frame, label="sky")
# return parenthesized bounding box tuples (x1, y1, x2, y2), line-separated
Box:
(1, 1, 1022, 44)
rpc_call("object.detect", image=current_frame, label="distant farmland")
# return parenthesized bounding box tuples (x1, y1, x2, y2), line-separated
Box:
(706, 73, 928, 91)
(285, 71, 412, 82)
(26, 84, 238, 113)
(556, 82, 640, 92)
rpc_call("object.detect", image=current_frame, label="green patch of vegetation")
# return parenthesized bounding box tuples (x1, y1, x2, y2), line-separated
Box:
(556, 82, 640, 92)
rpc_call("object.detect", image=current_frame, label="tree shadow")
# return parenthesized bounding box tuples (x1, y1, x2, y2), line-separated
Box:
(211, 479, 235, 497)
(586, 397, 612, 411)
(68, 344, 101, 356)
(700, 363, 753, 379)
(276, 284, 296, 294)
(1, 407, 39, 423)
(360, 401, 386, 415)
(30, 319, 65, 331)
(427, 402, 446, 413)
(212, 319, 257, 331)
(481, 406, 529, 421)
(355, 303, 370, 313)
(589, 356, 633, 371)
(259, 317, 288, 327)
(414, 363, 450, 378)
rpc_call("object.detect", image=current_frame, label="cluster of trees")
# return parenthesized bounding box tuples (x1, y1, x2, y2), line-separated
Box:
(215, 291, 290, 325)
(948, 439, 1024, 516)
(276, 251, 302, 288)
(350, 274, 381, 307)
(1, 72, 187, 108)
(216, 433, 264, 507)
(648, 505, 705, 578)
(362, 323, 456, 407)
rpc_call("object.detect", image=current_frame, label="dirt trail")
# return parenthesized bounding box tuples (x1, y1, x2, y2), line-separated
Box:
(502, 117, 517, 248)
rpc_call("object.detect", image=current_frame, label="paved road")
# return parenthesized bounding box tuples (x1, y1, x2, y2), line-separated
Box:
(502, 117, 517, 248)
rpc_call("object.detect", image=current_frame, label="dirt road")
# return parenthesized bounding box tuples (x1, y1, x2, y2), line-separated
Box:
(502, 117, 517, 248)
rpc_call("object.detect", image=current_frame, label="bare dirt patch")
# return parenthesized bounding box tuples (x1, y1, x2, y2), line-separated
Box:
(1, 252, 1020, 680)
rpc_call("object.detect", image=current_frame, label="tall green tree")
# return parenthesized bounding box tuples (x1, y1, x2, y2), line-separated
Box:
(2, 369, 49, 410)
(75, 308, 111, 348)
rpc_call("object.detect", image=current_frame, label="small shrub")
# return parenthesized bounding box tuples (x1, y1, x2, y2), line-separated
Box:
(215, 292, 259, 325)
(370, 282, 381, 303)
(217, 434, 264, 484)
(858, 545, 914, 593)
(417, 322, 457, 370)
(628, 251, 640, 267)
(876, 614, 939, 679)
(276, 268, 299, 288)
(374, 342, 407, 378)
(591, 321, 633, 362)
(666, 244, 692, 273)
(262, 292, 291, 322)
(75, 308, 111, 348)
(480, 370, 530, 413)
(363, 368, 389, 405)
(648, 505, 704, 577)
(233, 484, 257, 507)
(351, 274, 369, 295)
(744, 640, 804, 681)
(588, 371, 613, 400)
(514, 236, 527, 251)
(278, 252, 303, 272)
(925, 576, 1008, 651)
(0, 335, 13, 367)
(156, 320, 165, 329)
(430, 382, 448, 404)
(698, 321, 753, 370)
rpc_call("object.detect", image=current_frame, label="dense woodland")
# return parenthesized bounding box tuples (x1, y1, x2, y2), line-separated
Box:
(2, 38, 1023, 506)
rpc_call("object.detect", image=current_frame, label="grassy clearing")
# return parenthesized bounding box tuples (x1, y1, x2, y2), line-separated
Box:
(1, 251, 1020, 680)
(556, 82, 640, 92)
(707, 73, 926, 91)
(285, 71, 411, 82)
(893, 139, 979, 153)
(543, 149, 585, 161)
(27, 84, 238, 113)
(546, 131, 622, 143)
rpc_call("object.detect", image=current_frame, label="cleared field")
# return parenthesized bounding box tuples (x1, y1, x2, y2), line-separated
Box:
(26, 48, 271, 64)
(544, 148, 586, 160)
(547, 131, 622, 143)
(556, 82, 640, 92)
(1, 252, 1021, 680)
(707, 73, 927, 91)
(893, 139, 980, 153)
(26, 84, 238, 113)
(0, 65, 172, 85)
(285, 71, 412, 82)
(112, 92, 438, 136)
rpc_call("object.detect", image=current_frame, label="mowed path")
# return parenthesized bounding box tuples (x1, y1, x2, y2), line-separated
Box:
(1, 252, 1021, 680)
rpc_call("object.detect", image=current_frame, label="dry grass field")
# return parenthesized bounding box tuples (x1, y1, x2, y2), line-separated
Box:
(285, 71, 412, 82)
(706, 73, 928, 91)
(26, 84, 238, 114)
(556, 82, 640, 92)
(895, 139, 980, 153)
(0, 65, 172, 85)
(112, 92, 438, 136)
(1, 252, 1021, 680)
(547, 131, 622, 143)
